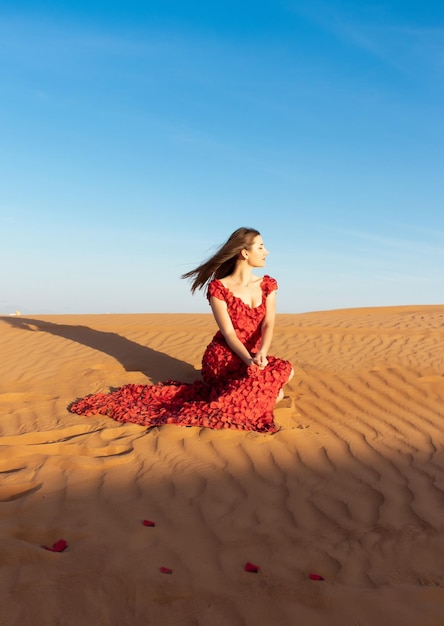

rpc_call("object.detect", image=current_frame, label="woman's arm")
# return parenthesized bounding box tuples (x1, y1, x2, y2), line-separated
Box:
(210, 296, 254, 366)
(253, 290, 276, 368)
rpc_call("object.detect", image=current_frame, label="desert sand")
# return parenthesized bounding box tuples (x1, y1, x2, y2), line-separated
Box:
(1, 306, 444, 626)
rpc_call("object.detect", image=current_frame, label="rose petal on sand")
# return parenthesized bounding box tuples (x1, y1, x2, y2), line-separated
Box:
(309, 573, 325, 581)
(160, 566, 173, 574)
(142, 519, 156, 527)
(44, 539, 68, 552)
(244, 562, 260, 573)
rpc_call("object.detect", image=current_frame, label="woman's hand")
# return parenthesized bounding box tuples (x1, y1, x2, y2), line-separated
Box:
(246, 359, 260, 378)
(253, 352, 268, 369)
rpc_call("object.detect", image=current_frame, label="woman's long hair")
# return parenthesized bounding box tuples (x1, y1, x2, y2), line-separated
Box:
(182, 227, 260, 293)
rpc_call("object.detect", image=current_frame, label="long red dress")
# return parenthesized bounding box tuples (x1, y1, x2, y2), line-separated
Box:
(69, 275, 292, 432)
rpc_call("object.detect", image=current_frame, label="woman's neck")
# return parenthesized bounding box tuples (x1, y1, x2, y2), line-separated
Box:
(229, 267, 254, 287)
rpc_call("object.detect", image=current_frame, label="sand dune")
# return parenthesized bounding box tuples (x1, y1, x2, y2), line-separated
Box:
(1, 307, 444, 625)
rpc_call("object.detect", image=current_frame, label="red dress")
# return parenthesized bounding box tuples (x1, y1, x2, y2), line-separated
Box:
(69, 275, 292, 432)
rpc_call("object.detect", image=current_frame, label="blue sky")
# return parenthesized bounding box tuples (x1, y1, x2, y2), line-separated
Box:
(1, 0, 443, 314)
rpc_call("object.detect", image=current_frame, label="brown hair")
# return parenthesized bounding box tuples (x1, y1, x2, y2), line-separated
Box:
(181, 227, 261, 293)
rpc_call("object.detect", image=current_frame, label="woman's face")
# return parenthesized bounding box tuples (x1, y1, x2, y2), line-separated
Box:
(246, 235, 269, 267)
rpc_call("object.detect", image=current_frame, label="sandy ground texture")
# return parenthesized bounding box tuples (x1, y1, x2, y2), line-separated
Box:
(1, 307, 444, 626)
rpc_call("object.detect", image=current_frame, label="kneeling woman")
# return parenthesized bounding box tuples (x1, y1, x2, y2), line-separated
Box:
(70, 227, 294, 432)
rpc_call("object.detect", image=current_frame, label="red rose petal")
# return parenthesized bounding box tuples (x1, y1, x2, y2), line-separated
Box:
(44, 539, 68, 552)
(309, 573, 325, 581)
(142, 519, 156, 527)
(160, 566, 173, 574)
(244, 562, 260, 573)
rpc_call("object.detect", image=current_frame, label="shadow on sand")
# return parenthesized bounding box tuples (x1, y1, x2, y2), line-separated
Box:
(2, 316, 200, 384)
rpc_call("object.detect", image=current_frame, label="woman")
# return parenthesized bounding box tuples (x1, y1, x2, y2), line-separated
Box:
(70, 227, 293, 432)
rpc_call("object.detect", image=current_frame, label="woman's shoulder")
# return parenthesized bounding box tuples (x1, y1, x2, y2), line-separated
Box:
(207, 279, 226, 301)
(261, 274, 278, 294)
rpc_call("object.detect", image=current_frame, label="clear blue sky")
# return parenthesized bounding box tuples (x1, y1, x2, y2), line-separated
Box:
(1, 0, 443, 314)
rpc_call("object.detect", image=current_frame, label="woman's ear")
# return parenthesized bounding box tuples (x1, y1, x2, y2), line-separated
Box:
(240, 249, 249, 260)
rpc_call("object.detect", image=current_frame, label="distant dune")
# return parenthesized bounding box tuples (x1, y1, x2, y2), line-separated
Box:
(1, 307, 444, 626)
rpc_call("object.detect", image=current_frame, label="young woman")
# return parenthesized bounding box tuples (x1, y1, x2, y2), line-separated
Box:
(70, 227, 293, 432)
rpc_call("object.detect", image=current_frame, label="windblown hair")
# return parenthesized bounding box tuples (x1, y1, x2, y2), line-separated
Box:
(182, 227, 261, 294)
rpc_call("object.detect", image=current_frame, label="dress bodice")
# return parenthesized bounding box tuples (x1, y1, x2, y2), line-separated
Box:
(207, 275, 277, 348)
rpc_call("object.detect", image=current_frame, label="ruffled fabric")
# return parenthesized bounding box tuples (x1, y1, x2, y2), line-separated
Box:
(69, 275, 292, 433)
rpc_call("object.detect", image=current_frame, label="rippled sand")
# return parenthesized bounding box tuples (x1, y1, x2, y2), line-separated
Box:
(1, 308, 444, 625)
